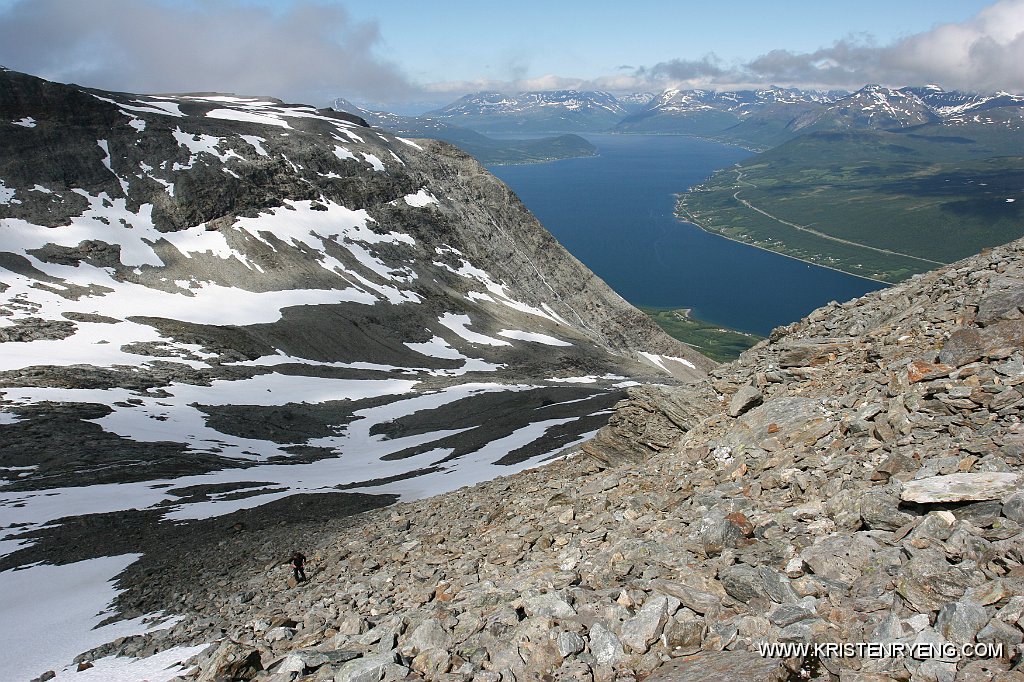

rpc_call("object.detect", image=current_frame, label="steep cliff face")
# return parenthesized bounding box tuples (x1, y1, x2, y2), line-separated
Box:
(0, 68, 709, 498)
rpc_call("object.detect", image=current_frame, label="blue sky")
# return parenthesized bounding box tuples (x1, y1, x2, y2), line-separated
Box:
(0, 0, 1021, 110)
(340, 0, 995, 86)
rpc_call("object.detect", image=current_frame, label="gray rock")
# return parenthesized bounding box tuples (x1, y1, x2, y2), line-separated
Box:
(901, 473, 1022, 503)
(801, 534, 880, 586)
(977, 619, 1024, 652)
(587, 623, 625, 666)
(265, 626, 296, 643)
(915, 659, 958, 682)
(757, 567, 798, 604)
(557, 631, 586, 657)
(728, 385, 762, 418)
(333, 653, 400, 682)
(619, 595, 671, 654)
(977, 286, 1024, 325)
(648, 580, 722, 615)
(523, 592, 577, 619)
(860, 491, 913, 531)
(644, 650, 789, 681)
(940, 321, 1024, 367)
(718, 564, 768, 602)
(401, 618, 451, 656)
(953, 500, 1003, 527)
(935, 600, 988, 643)
(1003, 492, 1024, 525)
(767, 602, 816, 627)
(896, 552, 982, 612)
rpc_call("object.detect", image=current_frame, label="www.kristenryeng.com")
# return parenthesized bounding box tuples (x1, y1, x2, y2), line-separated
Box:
(756, 641, 1005, 660)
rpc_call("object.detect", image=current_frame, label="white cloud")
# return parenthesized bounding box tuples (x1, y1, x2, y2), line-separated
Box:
(0, 0, 419, 105)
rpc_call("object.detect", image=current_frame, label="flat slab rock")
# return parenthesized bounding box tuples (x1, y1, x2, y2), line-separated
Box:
(645, 651, 789, 681)
(901, 473, 1022, 503)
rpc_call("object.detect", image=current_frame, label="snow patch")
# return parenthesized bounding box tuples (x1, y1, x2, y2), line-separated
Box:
(12, 116, 36, 128)
(639, 351, 696, 372)
(0, 178, 15, 204)
(206, 108, 290, 128)
(397, 137, 423, 150)
(404, 189, 437, 207)
(0, 554, 166, 682)
(439, 313, 511, 346)
(50, 644, 212, 682)
(362, 152, 386, 172)
(498, 329, 572, 346)
(239, 134, 269, 156)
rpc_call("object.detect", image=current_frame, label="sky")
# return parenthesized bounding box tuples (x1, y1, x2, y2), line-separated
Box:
(0, 0, 1022, 112)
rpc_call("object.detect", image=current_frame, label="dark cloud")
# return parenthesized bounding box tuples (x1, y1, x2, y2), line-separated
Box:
(0, 0, 419, 106)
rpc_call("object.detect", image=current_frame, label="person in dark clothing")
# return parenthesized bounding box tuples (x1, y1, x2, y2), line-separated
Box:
(289, 551, 306, 582)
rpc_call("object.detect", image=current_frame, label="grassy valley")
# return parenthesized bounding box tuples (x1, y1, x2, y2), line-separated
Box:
(678, 128, 1024, 282)
(642, 307, 762, 362)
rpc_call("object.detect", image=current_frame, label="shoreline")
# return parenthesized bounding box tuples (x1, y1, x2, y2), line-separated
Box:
(674, 205, 895, 287)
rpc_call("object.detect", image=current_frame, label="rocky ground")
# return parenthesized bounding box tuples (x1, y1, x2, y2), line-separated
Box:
(53, 237, 1024, 681)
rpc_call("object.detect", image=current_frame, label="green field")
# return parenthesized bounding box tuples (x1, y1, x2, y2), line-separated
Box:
(677, 129, 1024, 282)
(642, 307, 762, 362)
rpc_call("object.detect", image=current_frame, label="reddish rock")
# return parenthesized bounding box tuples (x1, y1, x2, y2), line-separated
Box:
(725, 512, 754, 537)
(907, 360, 954, 383)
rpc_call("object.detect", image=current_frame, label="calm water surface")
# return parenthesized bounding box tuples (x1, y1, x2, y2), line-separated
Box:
(489, 134, 882, 336)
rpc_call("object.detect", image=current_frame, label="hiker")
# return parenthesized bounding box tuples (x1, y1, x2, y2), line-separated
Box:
(289, 551, 307, 582)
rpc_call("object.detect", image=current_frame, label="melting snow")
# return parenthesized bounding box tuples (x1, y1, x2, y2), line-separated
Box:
(404, 189, 438, 207)
(0, 554, 170, 682)
(240, 134, 269, 156)
(498, 329, 571, 346)
(13, 116, 36, 128)
(639, 351, 696, 373)
(362, 152, 386, 172)
(172, 127, 242, 165)
(90, 94, 185, 118)
(0, 178, 15, 204)
(439, 313, 512, 346)
(206, 108, 290, 128)
(49, 644, 211, 682)
(397, 137, 423, 150)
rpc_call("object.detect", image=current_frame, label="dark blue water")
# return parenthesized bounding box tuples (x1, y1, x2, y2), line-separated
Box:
(489, 134, 883, 336)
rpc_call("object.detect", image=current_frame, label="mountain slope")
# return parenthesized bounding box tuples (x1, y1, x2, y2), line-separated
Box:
(0, 67, 717, 680)
(62, 214, 1024, 682)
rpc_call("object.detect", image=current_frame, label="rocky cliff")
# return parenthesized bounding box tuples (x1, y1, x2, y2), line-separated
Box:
(57, 230, 1024, 681)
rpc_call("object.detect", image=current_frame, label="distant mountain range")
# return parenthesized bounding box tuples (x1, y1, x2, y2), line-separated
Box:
(422, 90, 646, 133)
(366, 85, 1024, 151)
